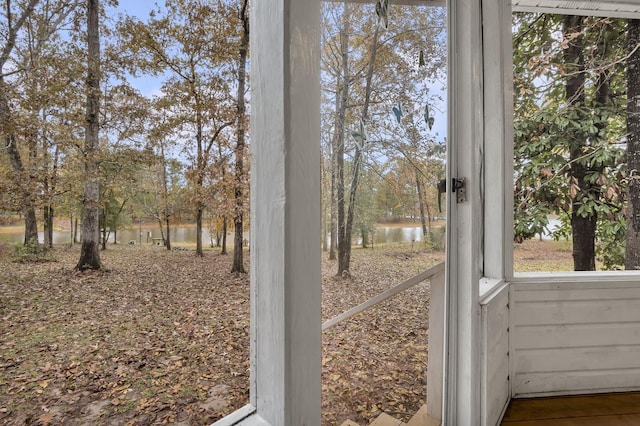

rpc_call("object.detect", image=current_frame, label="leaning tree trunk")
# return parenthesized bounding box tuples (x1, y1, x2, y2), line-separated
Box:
(1, 89, 39, 246)
(563, 15, 595, 271)
(221, 216, 228, 255)
(415, 170, 428, 239)
(626, 19, 640, 269)
(232, 0, 249, 273)
(0, 0, 39, 247)
(76, 0, 102, 271)
(339, 21, 379, 276)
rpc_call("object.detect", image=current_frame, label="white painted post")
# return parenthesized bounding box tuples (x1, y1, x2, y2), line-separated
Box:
(250, 0, 321, 424)
(482, 0, 514, 281)
(427, 270, 445, 421)
(445, 0, 484, 422)
(481, 0, 514, 422)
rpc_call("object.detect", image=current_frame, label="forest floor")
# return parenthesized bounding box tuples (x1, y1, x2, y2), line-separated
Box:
(0, 239, 572, 425)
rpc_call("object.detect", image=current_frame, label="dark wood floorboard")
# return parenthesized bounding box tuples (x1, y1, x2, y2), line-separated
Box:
(501, 392, 640, 425)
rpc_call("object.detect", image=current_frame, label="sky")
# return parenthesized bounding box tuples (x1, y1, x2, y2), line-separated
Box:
(107, 1, 448, 139)
(112, 1, 157, 20)
(110, 1, 164, 97)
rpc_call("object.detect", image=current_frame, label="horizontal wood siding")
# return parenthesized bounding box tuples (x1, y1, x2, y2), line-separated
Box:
(512, 279, 640, 397)
(482, 284, 510, 426)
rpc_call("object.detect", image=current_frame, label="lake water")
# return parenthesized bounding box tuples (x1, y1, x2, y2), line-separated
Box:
(0, 224, 444, 246)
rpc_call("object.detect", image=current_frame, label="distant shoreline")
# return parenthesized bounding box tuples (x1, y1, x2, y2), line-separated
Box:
(0, 219, 446, 238)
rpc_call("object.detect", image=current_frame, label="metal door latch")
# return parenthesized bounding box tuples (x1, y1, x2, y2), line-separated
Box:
(436, 177, 466, 211)
(453, 178, 466, 203)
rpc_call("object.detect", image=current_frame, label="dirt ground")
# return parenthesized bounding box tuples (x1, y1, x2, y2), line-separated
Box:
(0, 237, 577, 425)
(0, 242, 444, 425)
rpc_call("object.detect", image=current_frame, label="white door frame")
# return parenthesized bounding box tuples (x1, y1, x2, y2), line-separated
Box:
(444, 0, 484, 421)
(444, 0, 514, 422)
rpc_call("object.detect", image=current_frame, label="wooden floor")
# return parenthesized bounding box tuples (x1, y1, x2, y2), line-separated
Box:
(501, 392, 640, 425)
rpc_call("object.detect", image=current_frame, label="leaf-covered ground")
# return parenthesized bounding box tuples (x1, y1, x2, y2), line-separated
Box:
(0, 238, 571, 425)
(0, 242, 445, 425)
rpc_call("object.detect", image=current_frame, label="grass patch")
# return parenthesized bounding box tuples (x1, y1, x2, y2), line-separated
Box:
(514, 239, 575, 272)
(11, 243, 56, 263)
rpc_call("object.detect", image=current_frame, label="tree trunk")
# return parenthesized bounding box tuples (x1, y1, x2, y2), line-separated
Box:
(322, 195, 328, 252)
(157, 215, 166, 243)
(165, 215, 171, 250)
(109, 199, 126, 246)
(416, 170, 428, 239)
(1, 95, 39, 246)
(44, 206, 51, 248)
(74, 216, 79, 243)
(329, 90, 339, 261)
(76, 0, 102, 271)
(196, 205, 203, 256)
(336, 6, 350, 275)
(221, 216, 228, 255)
(627, 19, 640, 269)
(0, 0, 39, 247)
(563, 15, 595, 271)
(101, 207, 107, 250)
(159, 144, 171, 250)
(339, 21, 380, 276)
(361, 228, 368, 248)
(232, 0, 249, 273)
(45, 145, 59, 249)
(48, 206, 53, 247)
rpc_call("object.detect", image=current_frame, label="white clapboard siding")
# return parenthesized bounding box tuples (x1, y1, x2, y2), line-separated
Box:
(511, 277, 640, 397)
(513, 322, 640, 350)
(481, 283, 510, 426)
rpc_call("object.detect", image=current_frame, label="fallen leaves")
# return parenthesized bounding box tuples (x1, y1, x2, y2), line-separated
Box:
(0, 245, 250, 424)
(0, 242, 445, 425)
(321, 246, 444, 425)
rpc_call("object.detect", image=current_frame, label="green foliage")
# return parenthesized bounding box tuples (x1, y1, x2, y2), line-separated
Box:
(597, 212, 626, 270)
(513, 13, 628, 268)
(422, 226, 445, 250)
(12, 243, 55, 264)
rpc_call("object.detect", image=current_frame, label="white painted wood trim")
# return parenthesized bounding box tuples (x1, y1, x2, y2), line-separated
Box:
(479, 278, 507, 303)
(246, 0, 322, 424)
(508, 283, 516, 400)
(512, 386, 640, 400)
(325, 0, 446, 5)
(322, 262, 445, 330)
(482, 0, 514, 281)
(236, 416, 271, 426)
(325, 0, 640, 17)
(512, 0, 640, 19)
(480, 284, 510, 426)
(512, 271, 640, 284)
(211, 405, 257, 426)
(427, 270, 446, 422)
(511, 280, 640, 397)
(445, 0, 484, 421)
